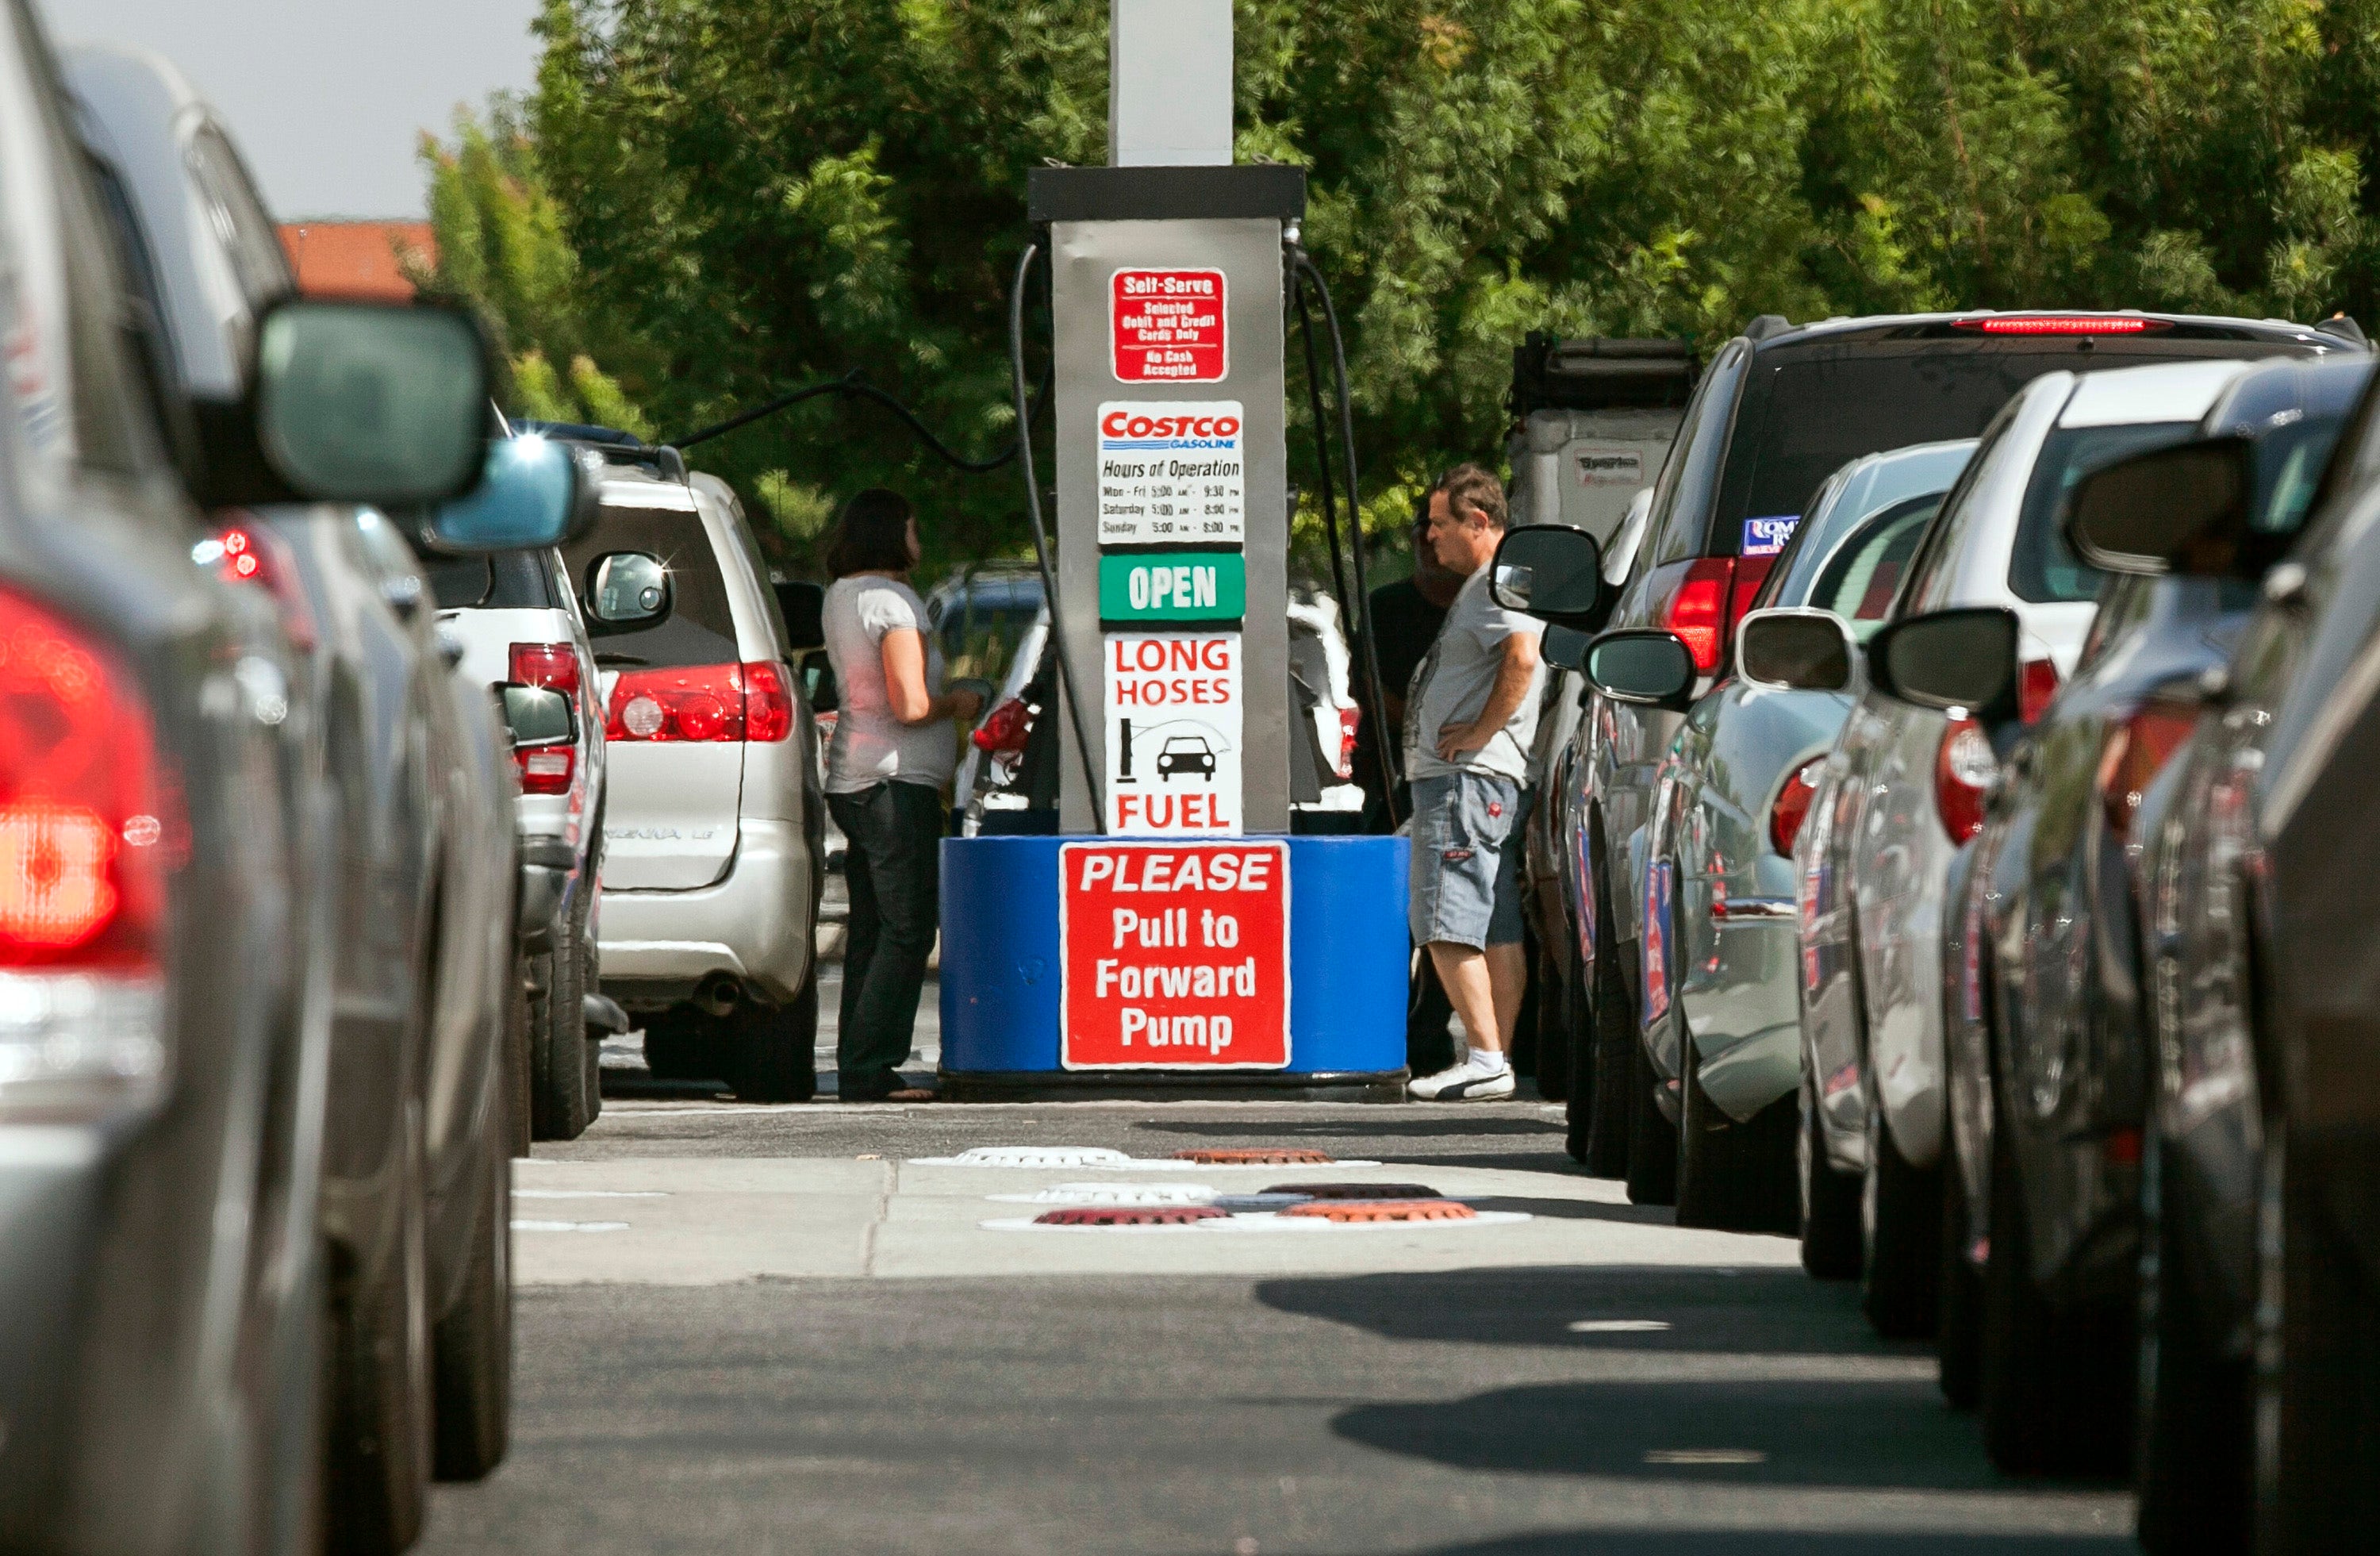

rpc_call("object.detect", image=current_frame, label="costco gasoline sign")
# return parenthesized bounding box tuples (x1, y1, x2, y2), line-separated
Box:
(1060, 841, 1290, 1070)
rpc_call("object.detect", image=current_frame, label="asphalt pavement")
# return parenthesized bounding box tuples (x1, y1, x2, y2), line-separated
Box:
(420, 997, 2136, 1555)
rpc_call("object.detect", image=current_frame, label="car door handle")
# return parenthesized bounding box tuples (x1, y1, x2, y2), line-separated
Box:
(382, 573, 424, 619)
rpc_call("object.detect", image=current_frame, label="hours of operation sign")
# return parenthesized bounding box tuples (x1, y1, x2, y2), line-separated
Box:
(1059, 839, 1290, 1070)
(1096, 401, 1244, 545)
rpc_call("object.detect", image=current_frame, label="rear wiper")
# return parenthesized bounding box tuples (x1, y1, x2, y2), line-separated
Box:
(596, 652, 649, 667)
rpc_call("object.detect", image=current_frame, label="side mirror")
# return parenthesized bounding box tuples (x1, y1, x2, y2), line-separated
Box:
(1488, 524, 1606, 628)
(585, 551, 671, 625)
(1541, 623, 1591, 673)
(423, 436, 602, 554)
(776, 580, 824, 651)
(1868, 607, 2020, 719)
(499, 682, 576, 747)
(2065, 436, 2254, 578)
(1583, 629, 1698, 711)
(1737, 608, 1854, 693)
(198, 298, 489, 509)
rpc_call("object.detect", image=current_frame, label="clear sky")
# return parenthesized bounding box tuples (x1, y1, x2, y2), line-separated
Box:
(35, 0, 545, 219)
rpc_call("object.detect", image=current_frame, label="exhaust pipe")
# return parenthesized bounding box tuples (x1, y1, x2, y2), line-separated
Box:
(691, 972, 742, 1018)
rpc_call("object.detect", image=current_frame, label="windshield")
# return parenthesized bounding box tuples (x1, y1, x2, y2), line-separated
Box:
(1760, 442, 1973, 609)
(2009, 421, 2198, 603)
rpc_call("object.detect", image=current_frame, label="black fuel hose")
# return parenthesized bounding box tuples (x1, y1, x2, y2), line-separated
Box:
(1291, 250, 1398, 827)
(671, 365, 1051, 467)
(1290, 281, 1357, 709)
(1008, 242, 1104, 828)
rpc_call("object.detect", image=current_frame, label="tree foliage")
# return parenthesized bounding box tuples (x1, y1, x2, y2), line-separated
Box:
(417, 0, 2380, 574)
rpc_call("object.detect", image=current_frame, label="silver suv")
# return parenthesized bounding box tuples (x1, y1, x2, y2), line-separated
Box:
(562, 453, 825, 1101)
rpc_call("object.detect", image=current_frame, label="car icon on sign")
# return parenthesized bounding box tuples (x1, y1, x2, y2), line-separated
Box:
(1156, 735, 1216, 781)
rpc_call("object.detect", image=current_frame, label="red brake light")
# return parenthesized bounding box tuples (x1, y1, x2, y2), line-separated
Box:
(1335, 706, 1361, 781)
(1728, 555, 1775, 641)
(605, 663, 792, 743)
(0, 588, 168, 967)
(1934, 717, 1994, 844)
(2019, 657, 2060, 724)
(971, 697, 1035, 753)
(1954, 317, 2164, 336)
(514, 745, 574, 795)
(2097, 703, 2198, 839)
(509, 641, 582, 697)
(1770, 755, 1825, 857)
(200, 522, 317, 651)
(1664, 559, 1736, 673)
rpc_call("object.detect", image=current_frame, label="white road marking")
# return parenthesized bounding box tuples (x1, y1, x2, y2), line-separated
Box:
(513, 1189, 668, 1199)
(512, 1219, 631, 1232)
(1569, 1319, 1672, 1332)
(1645, 1448, 1768, 1465)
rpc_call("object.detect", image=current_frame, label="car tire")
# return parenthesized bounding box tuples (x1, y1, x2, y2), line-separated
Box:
(571, 893, 601, 1127)
(1624, 1026, 1679, 1207)
(1860, 1089, 1942, 1339)
(1560, 938, 1596, 1164)
(1979, 1086, 2132, 1476)
(728, 966, 820, 1104)
(2251, 1121, 2380, 1551)
(2134, 1129, 2248, 1552)
(503, 955, 532, 1160)
(1673, 1016, 1734, 1227)
(325, 1099, 431, 1555)
(528, 897, 593, 1141)
(1799, 1067, 1862, 1280)
(1937, 1152, 1983, 1409)
(430, 1084, 510, 1481)
(1584, 836, 1635, 1178)
(1534, 939, 1572, 1104)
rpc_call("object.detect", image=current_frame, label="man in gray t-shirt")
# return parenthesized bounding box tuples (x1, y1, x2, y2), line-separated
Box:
(1403, 464, 1545, 1101)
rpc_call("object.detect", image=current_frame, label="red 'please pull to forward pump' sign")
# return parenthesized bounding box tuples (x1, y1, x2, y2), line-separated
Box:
(1111, 268, 1227, 383)
(1059, 840, 1288, 1070)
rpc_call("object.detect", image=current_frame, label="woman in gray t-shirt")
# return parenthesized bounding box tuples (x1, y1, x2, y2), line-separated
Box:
(819, 490, 985, 1101)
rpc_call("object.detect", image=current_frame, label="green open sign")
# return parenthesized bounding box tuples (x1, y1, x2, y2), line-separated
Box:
(1099, 552, 1246, 623)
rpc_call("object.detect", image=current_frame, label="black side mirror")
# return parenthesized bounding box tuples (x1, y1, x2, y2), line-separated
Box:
(776, 580, 824, 651)
(423, 436, 602, 554)
(1868, 607, 2020, 720)
(585, 551, 671, 625)
(2066, 436, 2255, 578)
(1541, 623, 1591, 673)
(1737, 608, 1854, 693)
(1584, 629, 1698, 711)
(1488, 524, 1606, 628)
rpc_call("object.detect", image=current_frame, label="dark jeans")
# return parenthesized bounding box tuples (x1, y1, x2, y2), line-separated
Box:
(826, 782, 944, 1098)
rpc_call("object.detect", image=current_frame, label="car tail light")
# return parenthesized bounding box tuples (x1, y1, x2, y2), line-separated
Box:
(971, 697, 1034, 753)
(606, 662, 792, 743)
(0, 586, 173, 1119)
(1335, 706, 1361, 782)
(1935, 716, 1995, 843)
(1953, 317, 2164, 335)
(1770, 755, 1825, 856)
(515, 744, 574, 795)
(509, 641, 581, 697)
(2019, 657, 2059, 724)
(1664, 559, 1736, 673)
(2097, 703, 2198, 839)
(1728, 555, 1775, 639)
(196, 521, 316, 650)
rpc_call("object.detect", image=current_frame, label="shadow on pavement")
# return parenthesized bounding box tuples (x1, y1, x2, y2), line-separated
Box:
(1134, 1116, 1566, 1140)
(1398, 1534, 2128, 1554)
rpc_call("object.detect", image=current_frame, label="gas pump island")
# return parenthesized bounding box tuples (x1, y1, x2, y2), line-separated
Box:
(936, 4, 1411, 1101)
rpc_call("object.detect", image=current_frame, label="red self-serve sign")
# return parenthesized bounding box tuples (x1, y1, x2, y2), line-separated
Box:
(1111, 268, 1226, 383)
(1059, 840, 1289, 1070)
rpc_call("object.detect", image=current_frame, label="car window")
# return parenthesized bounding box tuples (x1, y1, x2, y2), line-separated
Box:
(1806, 494, 1941, 639)
(0, 5, 160, 482)
(1641, 341, 1745, 573)
(424, 551, 557, 611)
(566, 501, 741, 668)
(2008, 421, 2198, 603)
(183, 122, 293, 311)
(1897, 398, 2025, 615)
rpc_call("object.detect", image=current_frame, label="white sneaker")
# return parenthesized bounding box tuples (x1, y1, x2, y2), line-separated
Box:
(1408, 1057, 1516, 1101)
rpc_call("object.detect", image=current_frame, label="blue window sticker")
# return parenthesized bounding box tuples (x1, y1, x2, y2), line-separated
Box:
(1742, 515, 1798, 557)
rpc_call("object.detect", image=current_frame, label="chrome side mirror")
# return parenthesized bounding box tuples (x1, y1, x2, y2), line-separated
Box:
(1583, 629, 1697, 711)
(425, 435, 602, 553)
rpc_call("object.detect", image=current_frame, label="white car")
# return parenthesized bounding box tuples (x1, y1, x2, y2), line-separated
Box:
(426, 540, 609, 1139)
(561, 453, 825, 1101)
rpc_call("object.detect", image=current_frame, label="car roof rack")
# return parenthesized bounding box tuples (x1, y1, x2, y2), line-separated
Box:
(1507, 332, 1699, 418)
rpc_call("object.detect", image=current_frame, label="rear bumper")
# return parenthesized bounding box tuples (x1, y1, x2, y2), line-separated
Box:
(598, 818, 814, 1007)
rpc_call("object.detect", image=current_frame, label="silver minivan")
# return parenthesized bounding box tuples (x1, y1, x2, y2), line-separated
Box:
(563, 455, 825, 1101)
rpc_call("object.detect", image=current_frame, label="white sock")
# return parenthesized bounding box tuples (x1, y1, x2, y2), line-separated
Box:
(1469, 1047, 1509, 1075)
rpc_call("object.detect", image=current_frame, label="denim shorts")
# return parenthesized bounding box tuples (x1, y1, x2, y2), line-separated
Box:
(1408, 773, 1531, 951)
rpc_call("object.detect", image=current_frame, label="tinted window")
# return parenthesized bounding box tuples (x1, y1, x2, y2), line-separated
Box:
(565, 504, 739, 668)
(1644, 342, 1746, 571)
(184, 124, 291, 309)
(1807, 495, 1940, 638)
(2009, 421, 2197, 603)
(424, 550, 559, 610)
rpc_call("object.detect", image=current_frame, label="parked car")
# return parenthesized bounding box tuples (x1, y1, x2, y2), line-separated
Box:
(1582, 439, 1976, 1233)
(1504, 333, 1697, 547)
(2046, 376, 2380, 1546)
(1555, 310, 2346, 1209)
(66, 45, 582, 1546)
(1925, 354, 2370, 1479)
(2, 14, 500, 1552)
(560, 449, 827, 1100)
(424, 519, 610, 1140)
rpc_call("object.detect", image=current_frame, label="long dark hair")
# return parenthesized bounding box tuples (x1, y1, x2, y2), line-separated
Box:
(826, 488, 915, 578)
